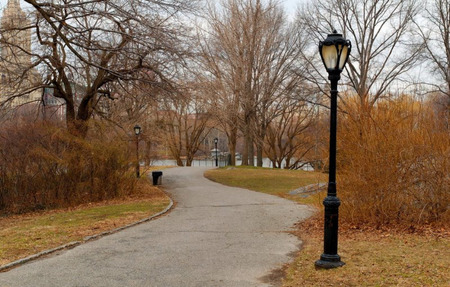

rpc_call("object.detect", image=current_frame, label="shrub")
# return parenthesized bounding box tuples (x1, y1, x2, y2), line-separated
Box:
(0, 122, 136, 214)
(337, 96, 449, 227)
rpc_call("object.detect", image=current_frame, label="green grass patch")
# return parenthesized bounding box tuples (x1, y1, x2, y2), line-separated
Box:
(204, 166, 327, 205)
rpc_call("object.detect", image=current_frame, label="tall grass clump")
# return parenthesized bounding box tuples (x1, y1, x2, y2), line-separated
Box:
(0, 121, 136, 214)
(337, 96, 449, 227)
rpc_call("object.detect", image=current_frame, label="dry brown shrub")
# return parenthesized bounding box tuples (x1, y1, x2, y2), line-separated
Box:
(337, 95, 449, 227)
(0, 121, 136, 214)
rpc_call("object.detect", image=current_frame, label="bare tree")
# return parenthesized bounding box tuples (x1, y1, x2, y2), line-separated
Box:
(415, 0, 450, 100)
(157, 87, 212, 166)
(1, 0, 198, 137)
(196, 73, 240, 166)
(251, 9, 306, 166)
(200, 0, 306, 166)
(198, 0, 250, 165)
(297, 0, 423, 114)
(264, 96, 316, 169)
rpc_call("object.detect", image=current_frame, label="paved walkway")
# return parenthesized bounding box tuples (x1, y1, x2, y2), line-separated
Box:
(0, 167, 313, 287)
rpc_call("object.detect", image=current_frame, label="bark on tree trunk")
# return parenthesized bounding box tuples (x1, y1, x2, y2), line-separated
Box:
(228, 130, 237, 166)
(145, 140, 152, 166)
(271, 160, 277, 168)
(256, 137, 264, 167)
(186, 153, 193, 166)
(248, 136, 254, 166)
(242, 127, 250, 166)
(256, 145, 263, 167)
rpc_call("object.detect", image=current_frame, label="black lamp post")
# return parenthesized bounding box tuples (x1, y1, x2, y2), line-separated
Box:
(134, 125, 142, 178)
(315, 30, 351, 269)
(214, 137, 218, 167)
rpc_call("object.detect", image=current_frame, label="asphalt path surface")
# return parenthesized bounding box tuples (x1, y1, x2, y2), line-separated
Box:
(0, 167, 314, 287)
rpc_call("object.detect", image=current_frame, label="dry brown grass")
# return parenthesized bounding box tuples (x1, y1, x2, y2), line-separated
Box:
(284, 216, 450, 287)
(0, 178, 170, 266)
(206, 166, 450, 287)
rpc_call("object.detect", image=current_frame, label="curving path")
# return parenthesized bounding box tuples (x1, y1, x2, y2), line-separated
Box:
(0, 167, 313, 287)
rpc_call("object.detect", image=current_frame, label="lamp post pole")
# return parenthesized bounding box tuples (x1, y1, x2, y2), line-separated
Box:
(134, 125, 141, 178)
(315, 30, 351, 269)
(214, 138, 218, 167)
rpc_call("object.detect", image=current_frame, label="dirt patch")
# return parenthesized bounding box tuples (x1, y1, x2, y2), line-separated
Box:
(260, 266, 288, 286)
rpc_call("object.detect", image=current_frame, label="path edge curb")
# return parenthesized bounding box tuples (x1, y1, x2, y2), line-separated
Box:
(0, 194, 174, 272)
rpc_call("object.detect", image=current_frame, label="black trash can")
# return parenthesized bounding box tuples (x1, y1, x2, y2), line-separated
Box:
(152, 171, 163, 185)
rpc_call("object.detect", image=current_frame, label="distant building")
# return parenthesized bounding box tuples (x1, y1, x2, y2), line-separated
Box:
(0, 0, 41, 110)
(41, 88, 66, 121)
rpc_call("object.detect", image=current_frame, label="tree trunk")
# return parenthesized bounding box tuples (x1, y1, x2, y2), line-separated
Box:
(248, 135, 254, 166)
(145, 140, 152, 166)
(228, 128, 237, 166)
(256, 129, 265, 167)
(186, 152, 194, 166)
(176, 157, 184, 166)
(242, 125, 250, 166)
(285, 156, 291, 169)
(71, 93, 95, 138)
(256, 142, 263, 167)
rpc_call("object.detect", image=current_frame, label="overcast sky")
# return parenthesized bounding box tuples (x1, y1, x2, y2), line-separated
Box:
(283, 0, 307, 12)
(0, 0, 309, 17)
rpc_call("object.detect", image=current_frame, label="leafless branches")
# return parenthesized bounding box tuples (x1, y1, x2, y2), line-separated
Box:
(199, 0, 311, 166)
(414, 0, 450, 100)
(1, 0, 199, 136)
(297, 0, 423, 112)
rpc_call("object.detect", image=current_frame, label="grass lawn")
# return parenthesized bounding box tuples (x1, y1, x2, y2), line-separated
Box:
(205, 166, 450, 287)
(204, 166, 327, 205)
(0, 177, 170, 267)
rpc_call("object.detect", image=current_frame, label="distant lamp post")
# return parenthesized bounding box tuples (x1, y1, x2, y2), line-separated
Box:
(134, 125, 142, 178)
(214, 137, 218, 167)
(315, 30, 351, 269)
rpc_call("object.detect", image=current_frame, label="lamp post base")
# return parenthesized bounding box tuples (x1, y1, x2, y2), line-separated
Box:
(315, 254, 345, 269)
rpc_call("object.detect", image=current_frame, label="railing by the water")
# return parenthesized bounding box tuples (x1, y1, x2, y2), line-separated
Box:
(150, 158, 314, 170)
(151, 158, 229, 167)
